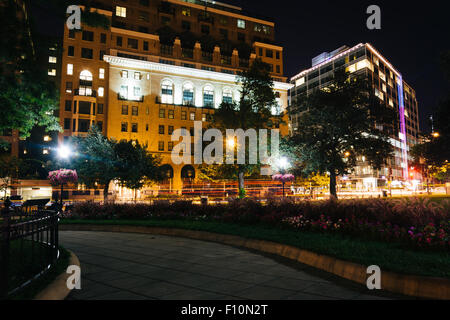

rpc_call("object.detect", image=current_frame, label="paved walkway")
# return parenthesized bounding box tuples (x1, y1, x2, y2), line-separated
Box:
(61, 231, 397, 300)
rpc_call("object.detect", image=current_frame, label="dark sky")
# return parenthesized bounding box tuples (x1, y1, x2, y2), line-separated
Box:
(31, 0, 450, 132)
(232, 0, 450, 132)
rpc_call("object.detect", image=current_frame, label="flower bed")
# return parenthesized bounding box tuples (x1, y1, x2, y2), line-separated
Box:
(64, 198, 450, 250)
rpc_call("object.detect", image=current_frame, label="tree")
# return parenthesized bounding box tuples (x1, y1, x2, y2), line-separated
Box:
(199, 59, 281, 196)
(288, 70, 395, 199)
(0, 0, 60, 147)
(114, 140, 161, 201)
(0, 156, 21, 200)
(71, 126, 118, 201)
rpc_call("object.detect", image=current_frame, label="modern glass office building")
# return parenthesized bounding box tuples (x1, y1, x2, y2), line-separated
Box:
(289, 43, 420, 190)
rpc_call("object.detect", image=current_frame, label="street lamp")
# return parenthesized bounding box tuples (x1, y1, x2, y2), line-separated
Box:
(277, 157, 289, 173)
(226, 137, 236, 149)
(432, 132, 440, 138)
(57, 144, 72, 159)
(54, 144, 74, 212)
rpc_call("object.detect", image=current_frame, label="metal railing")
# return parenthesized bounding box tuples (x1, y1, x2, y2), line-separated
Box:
(0, 201, 60, 299)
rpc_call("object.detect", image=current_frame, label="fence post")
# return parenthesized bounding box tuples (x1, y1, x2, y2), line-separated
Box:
(1, 201, 11, 299)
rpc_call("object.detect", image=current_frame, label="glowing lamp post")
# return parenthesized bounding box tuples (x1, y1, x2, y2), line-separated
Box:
(273, 157, 294, 198)
(50, 145, 77, 212)
(48, 169, 78, 213)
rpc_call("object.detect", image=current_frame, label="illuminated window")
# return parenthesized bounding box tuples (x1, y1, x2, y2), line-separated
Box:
(237, 19, 246, 29)
(203, 85, 214, 107)
(49, 56, 57, 63)
(182, 83, 194, 106)
(161, 80, 173, 104)
(374, 88, 384, 101)
(295, 77, 305, 86)
(43, 149, 49, 155)
(79, 70, 93, 81)
(120, 85, 128, 99)
(121, 70, 128, 78)
(134, 72, 141, 80)
(379, 71, 386, 82)
(389, 99, 394, 107)
(98, 87, 104, 97)
(382, 83, 387, 93)
(190, 112, 195, 121)
(48, 69, 56, 76)
(99, 68, 105, 79)
(67, 64, 73, 75)
(223, 88, 233, 104)
(116, 6, 126, 17)
(182, 7, 191, 16)
(43, 135, 51, 142)
(134, 87, 141, 97)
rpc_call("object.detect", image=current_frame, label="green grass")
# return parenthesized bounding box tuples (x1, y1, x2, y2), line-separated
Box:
(7, 243, 71, 300)
(61, 219, 450, 280)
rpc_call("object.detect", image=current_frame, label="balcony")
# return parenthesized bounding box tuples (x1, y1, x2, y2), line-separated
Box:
(74, 89, 97, 97)
(118, 93, 144, 102)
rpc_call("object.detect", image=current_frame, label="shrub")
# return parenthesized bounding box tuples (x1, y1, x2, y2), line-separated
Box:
(66, 198, 450, 250)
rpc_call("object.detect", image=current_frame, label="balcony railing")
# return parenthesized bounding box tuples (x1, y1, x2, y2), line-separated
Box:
(239, 58, 249, 68)
(118, 93, 144, 102)
(202, 51, 213, 62)
(181, 48, 194, 59)
(160, 44, 173, 56)
(221, 55, 232, 65)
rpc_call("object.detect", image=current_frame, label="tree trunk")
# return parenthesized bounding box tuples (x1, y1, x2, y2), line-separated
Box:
(330, 169, 338, 200)
(238, 171, 245, 193)
(103, 181, 110, 203)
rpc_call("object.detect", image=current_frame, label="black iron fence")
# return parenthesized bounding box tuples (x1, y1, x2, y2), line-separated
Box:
(0, 201, 60, 299)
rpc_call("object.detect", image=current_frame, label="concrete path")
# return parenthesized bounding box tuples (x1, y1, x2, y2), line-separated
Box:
(61, 231, 397, 300)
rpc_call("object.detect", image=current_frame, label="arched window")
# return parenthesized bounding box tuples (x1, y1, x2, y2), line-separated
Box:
(203, 85, 214, 108)
(161, 79, 173, 104)
(222, 88, 233, 104)
(182, 82, 194, 106)
(79, 70, 93, 81)
(79, 70, 93, 96)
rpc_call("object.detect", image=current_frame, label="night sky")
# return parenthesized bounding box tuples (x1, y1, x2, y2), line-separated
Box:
(31, 0, 450, 132)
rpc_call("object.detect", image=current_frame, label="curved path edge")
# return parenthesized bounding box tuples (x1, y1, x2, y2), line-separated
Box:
(60, 224, 450, 300)
(34, 250, 80, 300)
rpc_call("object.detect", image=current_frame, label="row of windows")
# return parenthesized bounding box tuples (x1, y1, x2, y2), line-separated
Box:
(66, 45, 106, 61)
(158, 109, 213, 122)
(115, 5, 272, 35)
(159, 79, 234, 107)
(257, 48, 281, 60)
(64, 119, 103, 132)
